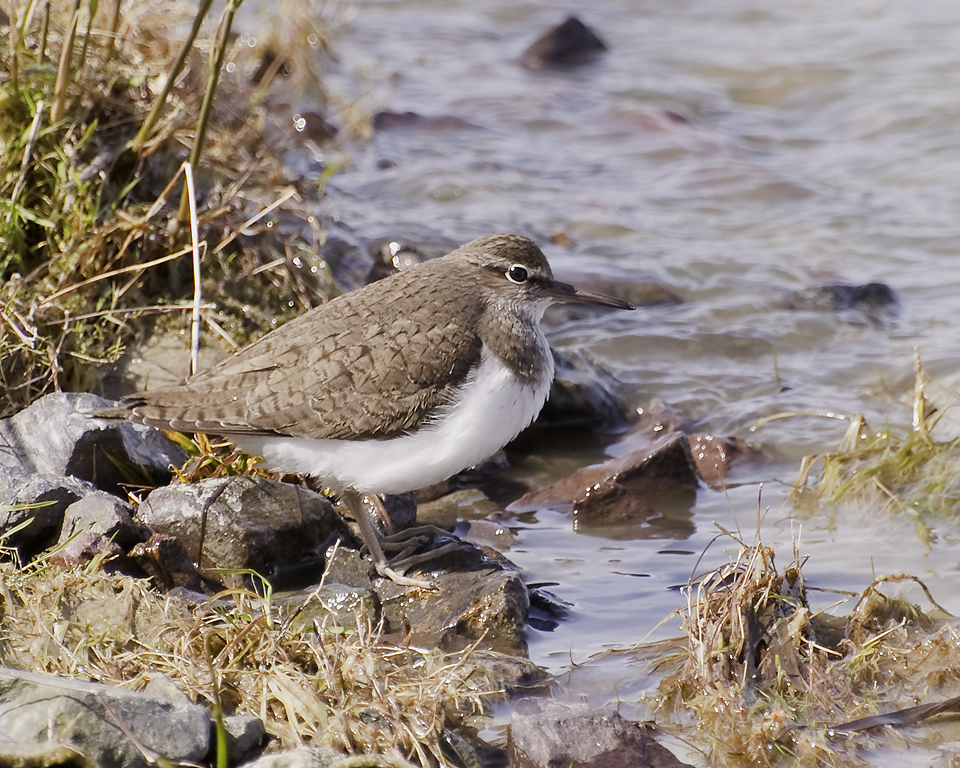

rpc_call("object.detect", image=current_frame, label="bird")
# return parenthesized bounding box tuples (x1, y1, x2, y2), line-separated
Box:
(96, 233, 634, 587)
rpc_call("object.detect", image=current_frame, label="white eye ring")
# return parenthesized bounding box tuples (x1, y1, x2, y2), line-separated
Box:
(506, 264, 529, 284)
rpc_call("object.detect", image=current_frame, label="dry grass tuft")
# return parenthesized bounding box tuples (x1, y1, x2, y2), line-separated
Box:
(653, 529, 960, 767)
(0, 542, 499, 765)
(0, 0, 339, 418)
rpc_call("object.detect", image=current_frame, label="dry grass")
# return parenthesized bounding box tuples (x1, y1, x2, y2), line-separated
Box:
(0, 541, 500, 765)
(0, 0, 340, 418)
(650, 529, 960, 767)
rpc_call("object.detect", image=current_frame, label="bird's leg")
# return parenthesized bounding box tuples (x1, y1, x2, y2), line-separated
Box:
(341, 489, 435, 589)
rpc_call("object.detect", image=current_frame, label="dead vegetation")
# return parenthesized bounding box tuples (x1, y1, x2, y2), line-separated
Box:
(0, 541, 499, 765)
(0, 0, 342, 419)
(646, 528, 960, 767)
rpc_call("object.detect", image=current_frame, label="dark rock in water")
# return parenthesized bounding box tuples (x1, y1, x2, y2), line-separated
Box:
(372, 110, 479, 132)
(0, 468, 98, 560)
(787, 282, 897, 311)
(522, 16, 608, 69)
(508, 699, 694, 768)
(612, 401, 756, 489)
(129, 534, 224, 594)
(509, 432, 696, 512)
(0, 393, 185, 494)
(137, 477, 351, 588)
(536, 349, 629, 430)
(686, 433, 752, 489)
(0, 668, 211, 768)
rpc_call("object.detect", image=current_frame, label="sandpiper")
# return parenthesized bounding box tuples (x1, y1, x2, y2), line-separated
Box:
(97, 234, 634, 586)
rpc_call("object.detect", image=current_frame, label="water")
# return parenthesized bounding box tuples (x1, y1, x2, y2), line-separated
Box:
(247, 0, 960, 754)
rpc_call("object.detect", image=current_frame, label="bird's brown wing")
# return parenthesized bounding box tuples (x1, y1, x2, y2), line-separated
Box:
(117, 262, 484, 440)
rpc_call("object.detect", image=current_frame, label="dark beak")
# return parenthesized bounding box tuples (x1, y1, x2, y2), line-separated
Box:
(549, 280, 635, 310)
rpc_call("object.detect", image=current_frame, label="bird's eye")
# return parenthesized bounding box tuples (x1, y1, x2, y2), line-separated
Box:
(506, 264, 529, 284)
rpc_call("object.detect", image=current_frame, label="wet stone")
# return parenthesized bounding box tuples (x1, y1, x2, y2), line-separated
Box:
(0, 392, 185, 493)
(686, 433, 752, 489)
(238, 746, 343, 768)
(786, 282, 897, 312)
(509, 432, 697, 514)
(508, 699, 694, 768)
(522, 15, 608, 69)
(536, 348, 630, 430)
(416, 487, 501, 530)
(137, 477, 352, 588)
(372, 110, 479, 132)
(379, 540, 530, 650)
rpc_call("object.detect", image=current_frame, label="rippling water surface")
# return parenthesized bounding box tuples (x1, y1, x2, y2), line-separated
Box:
(253, 0, 960, 737)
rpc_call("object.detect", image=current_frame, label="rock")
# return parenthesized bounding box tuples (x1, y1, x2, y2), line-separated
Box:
(522, 16, 608, 69)
(0, 741, 98, 768)
(58, 491, 149, 550)
(508, 699, 694, 768)
(416, 488, 501, 530)
(372, 110, 478, 132)
(0, 393, 186, 493)
(239, 746, 343, 768)
(0, 468, 98, 560)
(509, 432, 696, 513)
(274, 582, 381, 631)
(137, 477, 351, 587)
(129, 534, 225, 593)
(223, 714, 266, 763)
(378, 539, 530, 650)
(0, 668, 210, 768)
(686, 433, 752, 489)
(49, 531, 125, 570)
(786, 282, 897, 312)
(611, 401, 756, 488)
(469, 650, 553, 696)
(536, 349, 630, 430)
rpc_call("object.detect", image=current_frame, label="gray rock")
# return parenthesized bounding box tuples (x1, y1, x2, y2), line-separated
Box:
(379, 540, 530, 650)
(239, 745, 342, 768)
(58, 491, 149, 550)
(0, 468, 98, 559)
(223, 714, 266, 763)
(0, 392, 185, 493)
(137, 477, 351, 586)
(508, 699, 693, 768)
(0, 668, 210, 768)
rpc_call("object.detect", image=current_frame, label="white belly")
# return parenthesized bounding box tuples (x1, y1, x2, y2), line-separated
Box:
(233, 347, 553, 495)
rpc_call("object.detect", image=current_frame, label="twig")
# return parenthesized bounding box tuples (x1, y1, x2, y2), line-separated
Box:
(182, 162, 203, 375)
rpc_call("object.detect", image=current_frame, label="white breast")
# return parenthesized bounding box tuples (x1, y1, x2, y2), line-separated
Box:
(233, 345, 554, 495)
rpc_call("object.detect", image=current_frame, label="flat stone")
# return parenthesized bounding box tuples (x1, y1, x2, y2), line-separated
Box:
(0, 393, 185, 493)
(137, 477, 351, 587)
(509, 699, 694, 768)
(0, 668, 210, 768)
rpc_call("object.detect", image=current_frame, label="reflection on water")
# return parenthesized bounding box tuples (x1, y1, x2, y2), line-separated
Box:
(247, 0, 960, 709)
